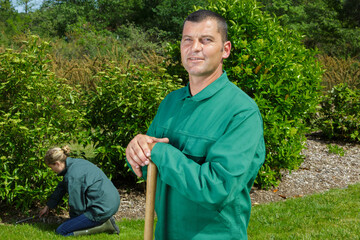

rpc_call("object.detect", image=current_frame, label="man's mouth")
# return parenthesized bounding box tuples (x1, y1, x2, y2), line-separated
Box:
(188, 57, 204, 61)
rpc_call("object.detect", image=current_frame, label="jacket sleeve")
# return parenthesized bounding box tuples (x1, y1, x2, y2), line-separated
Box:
(46, 180, 67, 209)
(150, 109, 265, 211)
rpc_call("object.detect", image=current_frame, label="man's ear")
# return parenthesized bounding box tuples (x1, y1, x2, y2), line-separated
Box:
(222, 41, 231, 59)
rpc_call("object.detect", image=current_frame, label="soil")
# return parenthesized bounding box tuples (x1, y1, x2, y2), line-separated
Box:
(1, 135, 359, 225)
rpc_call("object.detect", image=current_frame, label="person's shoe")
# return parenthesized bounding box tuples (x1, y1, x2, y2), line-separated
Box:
(73, 216, 120, 236)
(109, 216, 120, 234)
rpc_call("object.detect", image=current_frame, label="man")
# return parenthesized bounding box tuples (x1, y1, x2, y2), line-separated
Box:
(126, 9, 265, 240)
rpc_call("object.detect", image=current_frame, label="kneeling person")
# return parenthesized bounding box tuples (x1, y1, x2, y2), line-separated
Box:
(39, 146, 120, 236)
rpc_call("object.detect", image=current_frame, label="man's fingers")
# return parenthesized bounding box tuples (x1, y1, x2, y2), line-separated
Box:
(126, 156, 143, 178)
(126, 145, 144, 167)
(150, 137, 169, 143)
(158, 137, 170, 143)
(136, 137, 151, 159)
(126, 134, 169, 178)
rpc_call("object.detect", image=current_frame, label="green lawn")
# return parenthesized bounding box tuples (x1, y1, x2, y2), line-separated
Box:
(0, 218, 145, 240)
(1, 183, 359, 240)
(248, 183, 360, 239)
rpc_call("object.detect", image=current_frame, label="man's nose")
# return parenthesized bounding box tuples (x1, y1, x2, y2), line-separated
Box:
(191, 39, 203, 51)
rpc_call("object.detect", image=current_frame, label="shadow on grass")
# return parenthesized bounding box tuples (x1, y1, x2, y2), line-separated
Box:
(30, 222, 58, 233)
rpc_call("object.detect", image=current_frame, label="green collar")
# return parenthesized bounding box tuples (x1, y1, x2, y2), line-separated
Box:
(182, 71, 229, 101)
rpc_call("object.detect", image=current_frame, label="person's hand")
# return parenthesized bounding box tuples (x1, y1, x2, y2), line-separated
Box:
(126, 134, 169, 177)
(39, 206, 49, 218)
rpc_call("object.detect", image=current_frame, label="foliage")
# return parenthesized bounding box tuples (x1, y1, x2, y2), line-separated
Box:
(15, 0, 36, 14)
(113, 23, 167, 61)
(167, 0, 324, 188)
(54, 20, 123, 60)
(0, 0, 15, 26)
(343, 0, 360, 27)
(0, 1, 31, 46)
(29, 0, 207, 40)
(316, 84, 360, 142)
(317, 55, 360, 92)
(85, 64, 182, 182)
(0, 35, 86, 210)
(32, 0, 98, 37)
(149, 0, 209, 39)
(326, 144, 345, 156)
(258, 0, 360, 58)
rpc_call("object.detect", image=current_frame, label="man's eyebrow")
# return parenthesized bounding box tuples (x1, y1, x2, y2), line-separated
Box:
(182, 34, 192, 38)
(182, 34, 215, 39)
(201, 35, 215, 39)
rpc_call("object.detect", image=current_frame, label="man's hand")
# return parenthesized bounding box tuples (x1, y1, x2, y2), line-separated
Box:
(126, 134, 169, 177)
(39, 206, 49, 218)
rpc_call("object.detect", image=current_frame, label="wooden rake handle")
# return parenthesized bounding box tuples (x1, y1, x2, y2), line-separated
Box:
(144, 161, 158, 240)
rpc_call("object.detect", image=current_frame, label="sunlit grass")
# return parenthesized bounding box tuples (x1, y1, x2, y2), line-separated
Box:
(0, 184, 359, 239)
(0, 218, 144, 240)
(248, 183, 360, 239)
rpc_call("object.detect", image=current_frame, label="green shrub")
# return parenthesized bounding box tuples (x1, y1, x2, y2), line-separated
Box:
(259, 0, 360, 58)
(316, 84, 360, 142)
(214, 0, 323, 188)
(114, 23, 166, 62)
(85, 64, 182, 182)
(168, 0, 323, 188)
(53, 20, 127, 61)
(0, 35, 85, 210)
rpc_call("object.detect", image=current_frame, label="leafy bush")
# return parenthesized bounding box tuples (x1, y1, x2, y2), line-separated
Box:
(113, 23, 167, 61)
(85, 64, 182, 182)
(167, 0, 323, 188)
(316, 84, 360, 142)
(215, 0, 323, 188)
(259, 0, 360, 58)
(0, 35, 85, 210)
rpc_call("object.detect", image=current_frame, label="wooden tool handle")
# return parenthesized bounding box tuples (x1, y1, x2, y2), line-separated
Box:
(144, 161, 158, 240)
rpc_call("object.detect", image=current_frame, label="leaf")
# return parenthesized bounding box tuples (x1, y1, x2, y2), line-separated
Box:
(279, 194, 287, 199)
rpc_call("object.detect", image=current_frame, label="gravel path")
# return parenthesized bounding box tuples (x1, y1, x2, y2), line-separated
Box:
(250, 136, 360, 205)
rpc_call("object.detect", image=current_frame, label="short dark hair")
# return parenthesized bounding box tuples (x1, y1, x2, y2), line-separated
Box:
(183, 9, 228, 43)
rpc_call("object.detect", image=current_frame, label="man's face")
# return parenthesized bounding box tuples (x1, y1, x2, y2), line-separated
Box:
(181, 19, 230, 80)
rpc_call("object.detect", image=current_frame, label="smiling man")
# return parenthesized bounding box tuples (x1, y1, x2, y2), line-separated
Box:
(126, 10, 265, 240)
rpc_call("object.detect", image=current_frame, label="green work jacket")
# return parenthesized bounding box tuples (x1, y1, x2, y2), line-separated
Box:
(46, 157, 120, 222)
(139, 72, 265, 240)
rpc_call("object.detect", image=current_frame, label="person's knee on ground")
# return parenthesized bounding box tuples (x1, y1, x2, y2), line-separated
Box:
(56, 224, 74, 236)
(54, 213, 104, 236)
(73, 216, 120, 236)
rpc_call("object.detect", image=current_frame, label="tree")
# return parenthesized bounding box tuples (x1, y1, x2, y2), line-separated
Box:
(0, 0, 31, 45)
(259, 0, 360, 57)
(16, 0, 36, 13)
(0, 0, 15, 22)
(151, 0, 208, 38)
(343, 0, 360, 27)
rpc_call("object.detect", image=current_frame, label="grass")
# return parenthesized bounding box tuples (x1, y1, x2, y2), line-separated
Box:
(248, 183, 360, 239)
(0, 184, 359, 240)
(0, 218, 145, 240)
